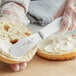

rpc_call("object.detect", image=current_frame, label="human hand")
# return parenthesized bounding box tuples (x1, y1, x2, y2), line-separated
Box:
(1, 2, 30, 25)
(54, 0, 76, 32)
(10, 62, 27, 71)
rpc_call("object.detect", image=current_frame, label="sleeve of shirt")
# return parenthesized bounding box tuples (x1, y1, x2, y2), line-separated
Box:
(1, 0, 30, 12)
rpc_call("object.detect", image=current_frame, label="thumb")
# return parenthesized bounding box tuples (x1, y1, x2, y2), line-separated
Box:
(54, 5, 65, 19)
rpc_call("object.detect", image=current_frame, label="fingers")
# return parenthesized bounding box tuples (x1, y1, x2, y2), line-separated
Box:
(60, 15, 72, 32)
(19, 62, 27, 70)
(54, 5, 65, 19)
(10, 62, 27, 71)
(68, 25, 76, 31)
(56, 1, 76, 31)
(10, 64, 20, 71)
(60, 4, 74, 32)
(1, 2, 29, 25)
(54, 0, 73, 19)
(61, 0, 76, 31)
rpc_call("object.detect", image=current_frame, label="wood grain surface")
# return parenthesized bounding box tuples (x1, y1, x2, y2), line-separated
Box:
(0, 55, 76, 76)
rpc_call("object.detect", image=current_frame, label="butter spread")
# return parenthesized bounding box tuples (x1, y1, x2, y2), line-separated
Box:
(0, 40, 12, 52)
(44, 35, 76, 53)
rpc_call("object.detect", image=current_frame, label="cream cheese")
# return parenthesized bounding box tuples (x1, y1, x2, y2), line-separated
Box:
(0, 40, 13, 53)
(44, 35, 76, 53)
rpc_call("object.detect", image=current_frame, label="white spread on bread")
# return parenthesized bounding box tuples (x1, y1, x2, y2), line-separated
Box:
(0, 21, 37, 63)
(44, 35, 76, 53)
(0, 40, 12, 53)
(0, 21, 31, 54)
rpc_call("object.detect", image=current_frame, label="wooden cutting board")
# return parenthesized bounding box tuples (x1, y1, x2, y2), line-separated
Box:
(0, 55, 76, 76)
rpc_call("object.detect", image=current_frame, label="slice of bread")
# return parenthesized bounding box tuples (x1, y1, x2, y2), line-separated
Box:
(0, 20, 37, 64)
(37, 35, 76, 60)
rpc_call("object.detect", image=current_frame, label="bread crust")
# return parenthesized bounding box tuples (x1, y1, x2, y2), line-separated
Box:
(0, 45, 37, 64)
(37, 49, 76, 61)
(0, 55, 21, 64)
(37, 34, 76, 61)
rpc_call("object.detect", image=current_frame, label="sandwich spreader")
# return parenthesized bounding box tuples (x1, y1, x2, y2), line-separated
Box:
(9, 17, 62, 57)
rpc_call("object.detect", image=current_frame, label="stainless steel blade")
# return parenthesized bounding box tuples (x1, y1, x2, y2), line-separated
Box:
(9, 17, 62, 57)
(39, 17, 62, 39)
(9, 33, 42, 57)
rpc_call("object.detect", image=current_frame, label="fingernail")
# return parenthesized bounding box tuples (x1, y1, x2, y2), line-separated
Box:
(10, 64, 20, 71)
(19, 62, 27, 70)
